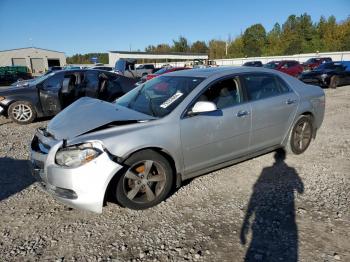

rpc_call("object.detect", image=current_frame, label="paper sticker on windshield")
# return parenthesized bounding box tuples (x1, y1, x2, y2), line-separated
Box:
(160, 92, 184, 108)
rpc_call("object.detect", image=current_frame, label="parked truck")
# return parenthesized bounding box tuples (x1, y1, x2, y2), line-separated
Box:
(114, 58, 156, 80)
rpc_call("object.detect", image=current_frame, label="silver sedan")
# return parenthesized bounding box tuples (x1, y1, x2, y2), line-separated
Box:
(30, 67, 325, 212)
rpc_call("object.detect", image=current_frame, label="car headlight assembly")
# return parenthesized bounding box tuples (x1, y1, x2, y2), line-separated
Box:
(321, 73, 328, 79)
(55, 143, 102, 168)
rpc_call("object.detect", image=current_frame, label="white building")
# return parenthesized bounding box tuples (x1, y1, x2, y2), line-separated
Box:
(108, 51, 209, 67)
(0, 47, 66, 75)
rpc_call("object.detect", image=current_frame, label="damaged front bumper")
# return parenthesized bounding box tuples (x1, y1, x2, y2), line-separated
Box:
(30, 129, 123, 213)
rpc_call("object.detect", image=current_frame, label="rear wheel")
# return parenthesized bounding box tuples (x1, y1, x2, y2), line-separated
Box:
(286, 115, 313, 155)
(115, 150, 174, 210)
(329, 76, 339, 89)
(8, 101, 36, 124)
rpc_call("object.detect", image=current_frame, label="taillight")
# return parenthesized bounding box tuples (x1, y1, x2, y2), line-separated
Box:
(146, 74, 155, 80)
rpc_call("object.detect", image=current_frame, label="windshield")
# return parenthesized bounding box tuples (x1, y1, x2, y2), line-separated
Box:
(30, 72, 55, 85)
(264, 62, 279, 69)
(116, 76, 204, 117)
(305, 58, 316, 64)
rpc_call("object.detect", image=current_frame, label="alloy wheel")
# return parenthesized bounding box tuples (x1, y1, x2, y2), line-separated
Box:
(292, 120, 312, 152)
(123, 160, 166, 203)
(12, 104, 33, 122)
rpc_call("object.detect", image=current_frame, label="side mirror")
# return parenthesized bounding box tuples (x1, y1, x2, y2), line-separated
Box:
(188, 101, 217, 116)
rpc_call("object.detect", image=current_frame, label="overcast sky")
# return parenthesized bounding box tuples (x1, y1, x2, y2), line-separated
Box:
(0, 0, 349, 55)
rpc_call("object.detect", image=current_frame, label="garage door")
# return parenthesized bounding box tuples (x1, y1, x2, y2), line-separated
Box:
(12, 58, 26, 66)
(30, 58, 45, 74)
(47, 59, 60, 67)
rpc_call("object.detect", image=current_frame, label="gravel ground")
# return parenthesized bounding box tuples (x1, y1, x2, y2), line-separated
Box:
(0, 86, 349, 262)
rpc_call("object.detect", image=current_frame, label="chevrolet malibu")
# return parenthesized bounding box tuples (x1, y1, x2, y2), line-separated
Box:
(30, 67, 325, 213)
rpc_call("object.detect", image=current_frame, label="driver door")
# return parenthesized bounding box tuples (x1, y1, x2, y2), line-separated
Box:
(180, 76, 252, 175)
(39, 72, 64, 116)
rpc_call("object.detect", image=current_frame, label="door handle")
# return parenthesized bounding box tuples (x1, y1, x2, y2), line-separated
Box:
(236, 110, 249, 117)
(285, 99, 297, 105)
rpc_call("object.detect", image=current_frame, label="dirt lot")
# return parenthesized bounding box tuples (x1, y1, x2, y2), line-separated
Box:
(0, 86, 349, 262)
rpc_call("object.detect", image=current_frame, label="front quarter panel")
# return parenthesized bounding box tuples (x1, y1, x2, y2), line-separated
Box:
(67, 119, 184, 174)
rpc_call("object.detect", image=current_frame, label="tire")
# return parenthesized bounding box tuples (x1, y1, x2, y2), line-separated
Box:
(115, 150, 174, 210)
(285, 115, 313, 155)
(8, 101, 36, 124)
(329, 76, 339, 89)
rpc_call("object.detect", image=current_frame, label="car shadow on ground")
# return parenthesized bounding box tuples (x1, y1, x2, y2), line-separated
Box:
(240, 149, 304, 262)
(0, 157, 35, 201)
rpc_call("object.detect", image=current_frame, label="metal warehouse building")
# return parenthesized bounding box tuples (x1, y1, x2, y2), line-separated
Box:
(0, 47, 66, 75)
(108, 51, 209, 67)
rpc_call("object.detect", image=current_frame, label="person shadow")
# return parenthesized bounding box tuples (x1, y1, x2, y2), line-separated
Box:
(240, 149, 304, 262)
(0, 157, 35, 201)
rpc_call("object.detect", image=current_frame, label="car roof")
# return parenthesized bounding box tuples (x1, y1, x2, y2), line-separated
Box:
(164, 66, 280, 78)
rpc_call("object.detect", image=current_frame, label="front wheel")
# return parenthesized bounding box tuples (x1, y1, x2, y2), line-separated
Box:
(115, 150, 174, 210)
(286, 115, 313, 155)
(8, 101, 36, 124)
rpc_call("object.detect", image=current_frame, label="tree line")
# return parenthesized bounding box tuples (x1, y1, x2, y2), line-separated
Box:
(66, 53, 108, 65)
(145, 13, 350, 59)
(66, 13, 350, 64)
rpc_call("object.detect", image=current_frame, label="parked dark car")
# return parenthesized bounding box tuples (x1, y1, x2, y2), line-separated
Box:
(243, 61, 263, 67)
(0, 69, 137, 124)
(264, 60, 303, 77)
(299, 61, 350, 89)
(302, 57, 332, 71)
(0, 66, 33, 86)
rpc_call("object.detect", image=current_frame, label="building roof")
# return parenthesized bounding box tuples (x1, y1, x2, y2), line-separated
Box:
(109, 50, 207, 56)
(0, 47, 65, 53)
(109, 50, 208, 60)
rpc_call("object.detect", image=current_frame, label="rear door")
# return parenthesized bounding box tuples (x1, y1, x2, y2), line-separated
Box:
(39, 72, 64, 115)
(180, 75, 251, 175)
(240, 73, 299, 151)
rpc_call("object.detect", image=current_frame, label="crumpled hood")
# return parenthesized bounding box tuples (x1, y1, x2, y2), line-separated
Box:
(0, 84, 34, 95)
(47, 97, 156, 140)
(11, 79, 34, 87)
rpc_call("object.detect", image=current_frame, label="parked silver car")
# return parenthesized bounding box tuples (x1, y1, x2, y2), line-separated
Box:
(30, 67, 325, 213)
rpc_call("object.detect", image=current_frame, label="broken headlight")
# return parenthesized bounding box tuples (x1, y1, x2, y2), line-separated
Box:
(55, 143, 102, 168)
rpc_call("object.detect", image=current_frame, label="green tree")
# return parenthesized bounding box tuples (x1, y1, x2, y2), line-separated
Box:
(264, 23, 283, 55)
(190, 41, 208, 53)
(242, 24, 267, 56)
(208, 39, 226, 59)
(227, 36, 244, 58)
(172, 36, 190, 52)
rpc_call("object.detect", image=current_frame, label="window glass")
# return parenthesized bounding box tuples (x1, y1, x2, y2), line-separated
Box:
(98, 73, 122, 101)
(275, 76, 290, 93)
(196, 77, 241, 109)
(42, 73, 63, 90)
(264, 62, 279, 69)
(116, 76, 204, 117)
(242, 74, 288, 101)
(83, 71, 99, 97)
